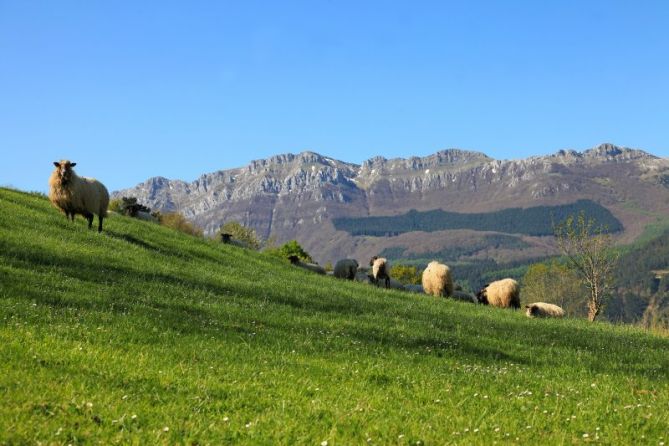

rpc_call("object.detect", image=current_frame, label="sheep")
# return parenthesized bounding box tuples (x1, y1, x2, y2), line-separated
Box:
(368, 256, 390, 288)
(525, 302, 565, 318)
(476, 278, 520, 309)
(220, 233, 251, 248)
(288, 255, 326, 275)
(48, 160, 109, 232)
(333, 259, 359, 280)
(421, 261, 453, 297)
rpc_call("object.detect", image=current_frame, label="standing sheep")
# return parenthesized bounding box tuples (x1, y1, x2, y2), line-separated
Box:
(369, 256, 390, 288)
(333, 259, 359, 280)
(476, 278, 520, 309)
(48, 160, 110, 233)
(525, 302, 565, 318)
(421, 261, 454, 297)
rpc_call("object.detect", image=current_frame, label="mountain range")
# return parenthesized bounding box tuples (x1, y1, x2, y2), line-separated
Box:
(112, 143, 669, 266)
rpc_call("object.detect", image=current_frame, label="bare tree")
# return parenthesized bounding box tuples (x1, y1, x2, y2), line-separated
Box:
(554, 212, 619, 322)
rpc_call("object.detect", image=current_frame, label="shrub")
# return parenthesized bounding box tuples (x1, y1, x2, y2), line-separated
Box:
(265, 240, 313, 263)
(390, 264, 422, 285)
(160, 212, 203, 237)
(109, 198, 123, 213)
(216, 221, 261, 250)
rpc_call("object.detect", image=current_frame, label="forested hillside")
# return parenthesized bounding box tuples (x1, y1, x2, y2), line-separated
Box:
(333, 200, 622, 237)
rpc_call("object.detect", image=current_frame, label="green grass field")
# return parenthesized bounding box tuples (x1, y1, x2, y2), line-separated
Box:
(1, 187, 668, 445)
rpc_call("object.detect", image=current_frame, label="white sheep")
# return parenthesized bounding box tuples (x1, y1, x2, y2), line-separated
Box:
(476, 278, 520, 309)
(288, 255, 326, 275)
(525, 302, 565, 318)
(421, 261, 453, 297)
(369, 256, 390, 288)
(333, 259, 359, 280)
(49, 160, 109, 232)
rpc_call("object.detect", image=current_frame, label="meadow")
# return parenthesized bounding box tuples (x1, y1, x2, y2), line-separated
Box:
(1, 187, 668, 444)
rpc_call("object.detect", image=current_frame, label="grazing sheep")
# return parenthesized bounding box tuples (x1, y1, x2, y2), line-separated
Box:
(421, 261, 453, 297)
(48, 160, 109, 232)
(288, 255, 326, 275)
(220, 233, 251, 248)
(476, 278, 520, 309)
(369, 256, 390, 288)
(525, 302, 565, 318)
(334, 259, 359, 280)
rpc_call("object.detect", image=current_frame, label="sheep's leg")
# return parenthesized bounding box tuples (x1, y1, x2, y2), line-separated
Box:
(385, 277, 390, 288)
(98, 215, 104, 233)
(86, 212, 94, 229)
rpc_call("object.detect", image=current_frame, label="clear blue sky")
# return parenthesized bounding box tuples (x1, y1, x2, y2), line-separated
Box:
(1, 1, 668, 193)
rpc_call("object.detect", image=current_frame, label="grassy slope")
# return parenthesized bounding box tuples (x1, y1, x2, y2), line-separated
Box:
(1, 188, 668, 445)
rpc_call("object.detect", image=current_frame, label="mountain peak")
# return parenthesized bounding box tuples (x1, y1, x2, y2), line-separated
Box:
(584, 143, 657, 161)
(361, 148, 492, 171)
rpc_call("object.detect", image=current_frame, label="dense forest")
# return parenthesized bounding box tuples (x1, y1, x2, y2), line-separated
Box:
(607, 229, 669, 325)
(380, 234, 529, 264)
(333, 199, 623, 236)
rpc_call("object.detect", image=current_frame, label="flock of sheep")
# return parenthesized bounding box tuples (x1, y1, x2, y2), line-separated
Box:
(291, 253, 566, 319)
(47, 160, 565, 319)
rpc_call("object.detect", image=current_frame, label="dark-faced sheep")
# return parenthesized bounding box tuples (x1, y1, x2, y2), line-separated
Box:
(49, 160, 110, 232)
(525, 302, 565, 318)
(333, 259, 359, 280)
(288, 255, 326, 275)
(421, 261, 453, 297)
(368, 256, 390, 288)
(476, 278, 520, 309)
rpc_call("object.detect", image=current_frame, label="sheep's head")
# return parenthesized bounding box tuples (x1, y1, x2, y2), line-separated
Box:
(525, 304, 538, 317)
(476, 285, 489, 305)
(369, 255, 379, 267)
(52, 160, 77, 185)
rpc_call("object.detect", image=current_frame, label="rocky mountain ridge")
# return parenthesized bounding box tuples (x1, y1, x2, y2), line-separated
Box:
(113, 143, 669, 264)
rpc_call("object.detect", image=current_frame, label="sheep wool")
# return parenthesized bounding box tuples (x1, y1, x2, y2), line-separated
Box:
(48, 160, 110, 233)
(333, 259, 359, 280)
(421, 261, 453, 297)
(369, 256, 390, 288)
(525, 302, 565, 318)
(476, 278, 520, 309)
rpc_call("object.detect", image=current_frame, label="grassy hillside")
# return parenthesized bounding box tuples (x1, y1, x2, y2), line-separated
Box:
(1, 187, 668, 445)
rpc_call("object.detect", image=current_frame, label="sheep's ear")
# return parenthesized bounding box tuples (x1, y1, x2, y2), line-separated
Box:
(53, 161, 60, 167)
(70, 162, 76, 167)
(525, 305, 530, 308)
